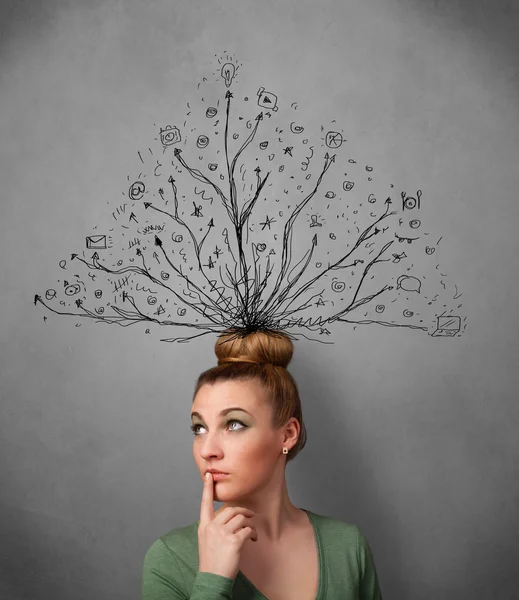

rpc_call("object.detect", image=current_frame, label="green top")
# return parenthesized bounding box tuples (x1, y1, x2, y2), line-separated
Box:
(142, 508, 383, 599)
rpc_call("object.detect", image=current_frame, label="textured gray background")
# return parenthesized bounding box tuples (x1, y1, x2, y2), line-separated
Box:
(1, 0, 519, 598)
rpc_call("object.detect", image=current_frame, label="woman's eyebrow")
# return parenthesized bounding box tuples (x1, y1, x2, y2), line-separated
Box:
(191, 407, 252, 421)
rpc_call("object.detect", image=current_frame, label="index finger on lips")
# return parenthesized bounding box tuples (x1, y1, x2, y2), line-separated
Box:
(200, 472, 214, 525)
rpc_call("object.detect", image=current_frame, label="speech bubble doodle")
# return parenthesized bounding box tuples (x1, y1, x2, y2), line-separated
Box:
(397, 275, 421, 293)
(257, 87, 278, 111)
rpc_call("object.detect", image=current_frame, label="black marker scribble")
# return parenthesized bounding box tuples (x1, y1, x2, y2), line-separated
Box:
(35, 54, 466, 343)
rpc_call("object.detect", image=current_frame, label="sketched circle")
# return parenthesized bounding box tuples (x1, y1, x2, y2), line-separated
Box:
(404, 197, 418, 210)
(403, 309, 414, 318)
(325, 191, 335, 199)
(117, 260, 123, 266)
(206, 107, 217, 118)
(94, 289, 103, 299)
(331, 280, 346, 293)
(129, 181, 145, 201)
(409, 219, 421, 229)
(172, 233, 183, 243)
(329, 233, 336, 240)
(233, 133, 239, 139)
(196, 135, 209, 149)
(147, 296, 157, 305)
(160, 271, 170, 280)
(208, 163, 218, 171)
(177, 307, 187, 316)
(257, 243, 267, 252)
(45, 289, 57, 300)
(375, 304, 385, 313)
(343, 181, 354, 191)
(259, 141, 268, 150)
(65, 284, 81, 296)
(290, 122, 304, 134)
(316, 262, 322, 268)
(95, 307, 104, 314)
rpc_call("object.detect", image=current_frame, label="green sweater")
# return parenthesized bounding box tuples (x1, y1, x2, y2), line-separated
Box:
(142, 508, 383, 599)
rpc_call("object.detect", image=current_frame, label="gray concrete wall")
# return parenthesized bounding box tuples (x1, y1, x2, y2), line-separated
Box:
(1, 1, 518, 598)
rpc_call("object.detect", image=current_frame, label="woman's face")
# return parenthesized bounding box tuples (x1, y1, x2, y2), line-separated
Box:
(191, 379, 283, 501)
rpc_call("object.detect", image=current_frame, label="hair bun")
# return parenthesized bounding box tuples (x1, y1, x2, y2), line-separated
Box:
(215, 329, 293, 369)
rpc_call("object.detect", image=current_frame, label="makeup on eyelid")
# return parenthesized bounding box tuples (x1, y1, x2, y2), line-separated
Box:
(190, 419, 247, 435)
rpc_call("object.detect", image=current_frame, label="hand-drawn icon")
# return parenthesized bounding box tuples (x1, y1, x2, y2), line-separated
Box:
(397, 275, 421, 293)
(59, 260, 66, 269)
(208, 163, 218, 171)
(325, 131, 344, 149)
(259, 141, 269, 150)
(172, 233, 183, 243)
(395, 233, 419, 244)
(160, 271, 170, 280)
(343, 181, 355, 191)
(368, 194, 376, 204)
(94, 289, 103, 299)
(86, 235, 107, 249)
(310, 215, 323, 227)
(160, 125, 181, 147)
(431, 315, 461, 337)
(65, 283, 81, 296)
(221, 63, 236, 87)
(233, 133, 239, 139)
(45, 289, 57, 300)
(402, 190, 422, 211)
(257, 87, 279, 112)
(147, 296, 157, 305)
(375, 304, 385, 313)
(177, 307, 187, 316)
(290, 122, 304, 134)
(365, 166, 373, 172)
(197, 135, 209, 149)
(403, 309, 414, 317)
(329, 233, 336, 240)
(257, 243, 267, 252)
(95, 307, 104, 314)
(425, 246, 436, 255)
(206, 107, 218, 118)
(129, 181, 146, 201)
(392, 252, 407, 263)
(409, 219, 421, 229)
(325, 191, 335, 199)
(331, 279, 346, 293)
(284, 146, 293, 156)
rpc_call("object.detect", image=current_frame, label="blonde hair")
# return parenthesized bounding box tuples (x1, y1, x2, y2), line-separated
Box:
(192, 328, 307, 463)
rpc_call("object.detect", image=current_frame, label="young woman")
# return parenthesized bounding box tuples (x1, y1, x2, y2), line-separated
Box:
(142, 328, 383, 599)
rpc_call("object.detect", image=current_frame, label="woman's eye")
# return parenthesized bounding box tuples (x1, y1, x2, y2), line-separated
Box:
(190, 419, 245, 436)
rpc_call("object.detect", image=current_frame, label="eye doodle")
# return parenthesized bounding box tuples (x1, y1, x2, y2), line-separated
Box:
(257, 243, 266, 252)
(159, 125, 181, 147)
(147, 296, 157, 305)
(197, 135, 209, 149)
(409, 219, 421, 229)
(160, 271, 170, 280)
(129, 181, 146, 201)
(177, 307, 187, 316)
(325, 191, 335, 199)
(205, 107, 218, 118)
(402, 190, 422, 211)
(208, 163, 218, 171)
(395, 233, 419, 244)
(65, 284, 81, 296)
(259, 141, 269, 150)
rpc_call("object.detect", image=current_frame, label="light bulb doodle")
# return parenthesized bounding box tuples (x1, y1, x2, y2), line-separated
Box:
(221, 63, 235, 87)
